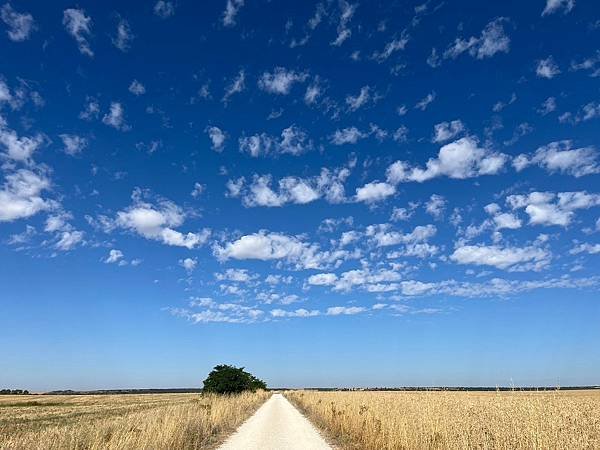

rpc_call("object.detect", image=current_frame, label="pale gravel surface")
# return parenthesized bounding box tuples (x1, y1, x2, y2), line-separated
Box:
(218, 393, 332, 450)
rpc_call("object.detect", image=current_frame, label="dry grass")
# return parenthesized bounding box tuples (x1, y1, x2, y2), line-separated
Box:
(0, 391, 269, 450)
(286, 389, 600, 450)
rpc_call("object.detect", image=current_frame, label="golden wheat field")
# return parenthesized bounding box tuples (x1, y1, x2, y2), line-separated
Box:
(0, 391, 268, 450)
(286, 389, 600, 450)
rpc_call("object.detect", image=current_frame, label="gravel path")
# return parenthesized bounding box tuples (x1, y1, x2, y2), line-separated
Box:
(218, 393, 332, 450)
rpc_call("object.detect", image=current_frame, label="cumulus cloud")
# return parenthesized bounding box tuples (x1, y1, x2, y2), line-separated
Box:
(386, 137, 507, 184)
(112, 15, 133, 51)
(355, 182, 396, 203)
(538, 97, 557, 115)
(326, 306, 366, 315)
(105, 249, 124, 264)
(372, 36, 409, 62)
(179, 257, 198, 272)
(308, 267, 402, 293)
(346, 86, 373, 111)
(432, 120, 464, 143)
(228, 166, 350, 207)
(223, 0, 244, 27)
(415, 92, 436, 110)
(206, 126, 227, 152)
(450, 244, 551, 271)
(330, 126, 367, 145)
(154, 1, 175, 19)
(542, 0, 575, 16)
(536, 56, 560, 79)
(102, 102, 129, 131)
(0, 169, 53, 222)
(366, 223, 437, 248)
(258, 68, 307, 95)
(59, 134, 87, 156)
(222, 70, 245, 103)
(239, 125, 312, 157)
(484, 203, 522, 230)
(214, 230, 350, 270)
(63, 8, 93, 56)
(507, 191, 600, 227)
(129, 80, 145, 96)
(443, 18, 510, 60)
(1, 3, 35, 41)
(513, 141, 599, 177)
(0, 121, 44, 161)
(112, 190, 210, 249)
(425, 194, 446, 219)
(331, 0, 357, 46)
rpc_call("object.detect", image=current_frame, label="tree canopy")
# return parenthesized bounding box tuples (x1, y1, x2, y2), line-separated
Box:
(202, 365, 267, 394)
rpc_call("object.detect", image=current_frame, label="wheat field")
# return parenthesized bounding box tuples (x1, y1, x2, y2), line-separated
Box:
(0, 391, 269, 450)
(286, 389, 600, 450)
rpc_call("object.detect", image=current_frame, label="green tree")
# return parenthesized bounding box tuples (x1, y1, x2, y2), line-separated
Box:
(202, 364, 267, 394)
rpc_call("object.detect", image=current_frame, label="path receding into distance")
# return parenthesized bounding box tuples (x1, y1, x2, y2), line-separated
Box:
(218, 393, 333, 450)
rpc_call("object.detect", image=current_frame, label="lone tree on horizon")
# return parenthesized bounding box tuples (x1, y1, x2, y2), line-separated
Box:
(203, 364, 267, 394)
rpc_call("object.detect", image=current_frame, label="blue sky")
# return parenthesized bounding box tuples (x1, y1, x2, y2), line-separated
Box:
(1, 0, 600, 391)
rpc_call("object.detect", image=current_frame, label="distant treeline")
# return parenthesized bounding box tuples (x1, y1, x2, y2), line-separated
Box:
(46, 388, 204, 395)
(276, 386, 600, 392)
(0, 389, 30, 395)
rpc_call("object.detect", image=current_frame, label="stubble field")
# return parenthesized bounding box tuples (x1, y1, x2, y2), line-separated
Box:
(286, 389, 600, 450)
(0, 391, 268, 450)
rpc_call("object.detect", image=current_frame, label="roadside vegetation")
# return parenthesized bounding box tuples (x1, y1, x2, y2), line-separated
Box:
(286, 389, 600, 449)
(0, 391, 269, 449)
(0, 365, 269, 449)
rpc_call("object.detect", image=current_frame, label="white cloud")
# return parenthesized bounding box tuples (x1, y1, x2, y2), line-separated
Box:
(1, 3, 35, 41)
(258, 68, 307, 95)
(542, 0, 575, 16)
(229, 166, 350, 207)
(484, 203, 522, 230)
(63, 8, 93, 57)
(432, 120, 464, 143)
(331, 1, 357, 46)
(223, 0, 244, 27)
(112, 16, 133, 51)
(450, 244, 551, 271)
(113, 191, 210, 249)
(330, 127, 366, 145)
(425, 194, 446, 219)
(222, 70, 245, 103)
(0, 122, 43, 161)
(536, 56, 560, 79)
(191, 182, 204, 198)
(59, 134, 87, 156)
(102, 102, 129, 131)
(105, 249, 124, 264)
(308, 273, 338, 286)
(0, 169, 52, 221)
(271, 308, 320, 318)
(570, 243, 600, 255)
(538, 97, 557, 115)
(215, 268, 256, 283)
(345, 86, 372, 111)
(239, 125, 312, 157)
(443, 18, 510, 60)
(507, 191, 600, 227)
(355, 182, 396, 203)
(513, 141, 599, 177)
(179, 257, 198, 272)
(386, 137, 507, 183)
(214, 230, 349, 270)
(326, 306, 366, 316)
(206, 126, 226, 152)
(304, 82, 322, 105)
(366, 223, 437, 248)
(415, 92, 436, 110)
(79, 97, 100, 121)
(129, 80, 145, 96)
(54, 230, 84, 251)
(154, 1, 175, 19)
(372, 36, 409, 62)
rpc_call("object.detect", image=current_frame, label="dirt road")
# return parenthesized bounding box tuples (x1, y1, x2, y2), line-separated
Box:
(218, 393, 332, 450)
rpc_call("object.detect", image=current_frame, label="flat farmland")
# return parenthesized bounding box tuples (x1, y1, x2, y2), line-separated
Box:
(286, 389, 600, 450)
(0, 391, 268, 450)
